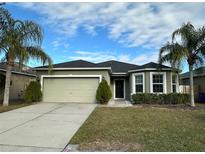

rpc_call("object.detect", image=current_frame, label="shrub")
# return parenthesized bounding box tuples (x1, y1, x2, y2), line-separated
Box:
(24, 81, 42, 102)
(96, 79, 112, 104)
(132, 93, 189, 105)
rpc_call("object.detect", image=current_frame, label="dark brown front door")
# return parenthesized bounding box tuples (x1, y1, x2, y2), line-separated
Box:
(115, 80, 124, 98)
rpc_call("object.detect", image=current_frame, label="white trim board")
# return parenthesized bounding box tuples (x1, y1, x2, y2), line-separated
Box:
(150, 72, 167, 94)
(40, 74, 102, 91)
(128, 68, 171, 73)
(35, 67, 111, 70)
(171, 72, 180, 93)
(113, 78, 126, 100)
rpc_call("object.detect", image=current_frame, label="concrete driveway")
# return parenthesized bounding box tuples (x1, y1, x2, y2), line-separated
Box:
(0, 103, 96, 152)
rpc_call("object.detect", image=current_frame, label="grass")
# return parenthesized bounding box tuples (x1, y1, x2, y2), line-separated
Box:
(70, 106, 205, 152)
(0, 101, 34, 113)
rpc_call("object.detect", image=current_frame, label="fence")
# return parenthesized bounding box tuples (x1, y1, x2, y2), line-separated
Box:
(179, 85, 190, 94)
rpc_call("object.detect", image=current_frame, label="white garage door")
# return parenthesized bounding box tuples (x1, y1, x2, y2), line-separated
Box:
(42, 77, 99, 103)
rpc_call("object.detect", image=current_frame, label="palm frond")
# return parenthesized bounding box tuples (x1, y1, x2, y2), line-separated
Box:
(24, 46, 53, 70)
(20, 20, 43, 46)
(159, 42, 187, 70)
(172, 22, 198, 51)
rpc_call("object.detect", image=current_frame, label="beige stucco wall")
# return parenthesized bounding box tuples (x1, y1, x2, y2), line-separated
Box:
(166, 71, 172, 93)
(0, 72, 36, 101)
(37, 69, 175, 102)
(37, 70, 110, 84)
(145, 72, 150, 93)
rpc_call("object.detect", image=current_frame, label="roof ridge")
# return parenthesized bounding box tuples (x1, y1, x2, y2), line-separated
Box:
(54, 59, 96, 65)
(97, 60, 139, 66)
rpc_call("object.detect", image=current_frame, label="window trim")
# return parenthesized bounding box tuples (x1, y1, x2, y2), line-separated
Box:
(150, 72, 167, 94)
(132, 72, 145, 94)
(171, 73, 179, 93)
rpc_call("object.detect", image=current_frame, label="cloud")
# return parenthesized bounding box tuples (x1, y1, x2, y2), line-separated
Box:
(50, 38, 69, 51)
(51, 40, 61, 48)
(69, 51, 116, 63)
(16, 2, 205, 49)
(67, 50, 159, 65)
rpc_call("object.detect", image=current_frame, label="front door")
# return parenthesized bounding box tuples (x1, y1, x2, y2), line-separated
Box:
(115, 80, 124, 98)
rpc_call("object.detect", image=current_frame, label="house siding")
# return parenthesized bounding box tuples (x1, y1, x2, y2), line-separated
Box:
(0, 72, 36, 101)
(37, 69, 174, 102)
(166, 71, 172, 93)
(145, 72, 150, 93)
(37, 70, 110, 84)
(125, 77, 130, 100)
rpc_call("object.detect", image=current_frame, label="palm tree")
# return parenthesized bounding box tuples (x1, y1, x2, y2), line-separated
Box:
(159, 22, 205, 107)
(0, 7, 52, 106)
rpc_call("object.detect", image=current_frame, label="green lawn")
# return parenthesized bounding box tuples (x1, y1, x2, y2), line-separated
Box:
(0, 102, 33, 113)
(70, 107, 205, 152)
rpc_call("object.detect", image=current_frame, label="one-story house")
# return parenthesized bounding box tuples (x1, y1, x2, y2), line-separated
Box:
(35, 60, 179, 103)
(180, 66, 205, 102)
(0, 62, 36, 102)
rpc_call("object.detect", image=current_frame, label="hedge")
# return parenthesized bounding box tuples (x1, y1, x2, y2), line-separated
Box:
(24, 81, 42, 102)
(132, 93, 189, 104)
(96, 79, 112, 104)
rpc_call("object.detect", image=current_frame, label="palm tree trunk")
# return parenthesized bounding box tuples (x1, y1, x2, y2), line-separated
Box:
(3, 64, 12, 106)
(189, 65, 195, 107)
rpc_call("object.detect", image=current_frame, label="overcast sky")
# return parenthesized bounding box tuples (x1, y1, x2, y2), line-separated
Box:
(4, 2, 205, 72)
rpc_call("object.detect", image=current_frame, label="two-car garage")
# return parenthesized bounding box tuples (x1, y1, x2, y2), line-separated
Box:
(41, 75, 101, 103)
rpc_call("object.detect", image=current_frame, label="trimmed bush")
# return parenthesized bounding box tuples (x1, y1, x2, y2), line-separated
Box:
(132, 93, 189, 105)
(96, 79, 112, 104)
(24, 81, 42, 102)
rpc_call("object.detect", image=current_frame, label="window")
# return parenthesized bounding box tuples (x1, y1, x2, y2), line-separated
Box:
(172, 75, 177, 93)
(152, 74, 164, 93)
(135, 74, 144, 93)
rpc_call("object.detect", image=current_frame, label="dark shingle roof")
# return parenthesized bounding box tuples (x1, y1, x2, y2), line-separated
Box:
(181, 66, 205, 79)
(36, 60, 98, 68)
(96, 60, 139, 73)
(135, 62, 171, 70)
(36, 60, 171, 73)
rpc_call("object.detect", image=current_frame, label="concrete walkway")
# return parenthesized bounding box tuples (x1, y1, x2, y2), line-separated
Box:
(0, 103, 96, 152)
(106, 100, 133, 107)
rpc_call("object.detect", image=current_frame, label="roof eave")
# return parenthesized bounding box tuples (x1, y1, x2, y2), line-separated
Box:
(34, 67, 112, 71)
(0, 69, 36, 77)
(111, 72, 128, 76)
(128, 68, 172, 73)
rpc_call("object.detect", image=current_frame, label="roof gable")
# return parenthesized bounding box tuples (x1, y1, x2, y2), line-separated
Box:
(97, 60, 139, 73)
(139, 62, 170, 69)
(36, 60, 98, 68)
(129, 62, 171, 71)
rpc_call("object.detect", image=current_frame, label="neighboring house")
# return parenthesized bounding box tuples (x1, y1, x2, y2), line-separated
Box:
(0, 62, 36, 102)
(35, 60, 179, 104)
(180, 66, 205, 101)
